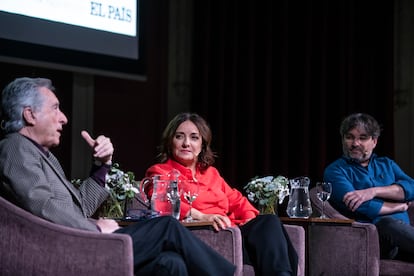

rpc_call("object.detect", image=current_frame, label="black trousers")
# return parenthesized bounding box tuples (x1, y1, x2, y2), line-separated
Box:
(375, 216, 414, 261)
(116, 216, 235, 276)
(240, 214, 298, 276)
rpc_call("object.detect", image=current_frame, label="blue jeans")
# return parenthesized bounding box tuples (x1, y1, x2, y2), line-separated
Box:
(375, 216, 414, 261)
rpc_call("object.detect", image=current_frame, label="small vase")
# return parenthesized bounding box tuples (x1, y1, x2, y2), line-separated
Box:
(258, 202, 277, 215)
(123, 197, 133, 218)
(98, 198, 126, 218)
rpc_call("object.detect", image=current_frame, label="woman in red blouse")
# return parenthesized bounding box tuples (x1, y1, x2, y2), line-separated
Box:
(145, 112, 298, 276)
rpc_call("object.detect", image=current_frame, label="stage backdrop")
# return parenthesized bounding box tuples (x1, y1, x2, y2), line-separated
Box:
(190, 0, 394, 193)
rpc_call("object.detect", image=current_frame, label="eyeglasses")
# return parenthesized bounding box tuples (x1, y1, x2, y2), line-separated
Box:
(343, 134, 372, 143)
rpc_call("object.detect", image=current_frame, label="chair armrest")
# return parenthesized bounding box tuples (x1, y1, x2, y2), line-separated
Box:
(408, 201, 414, 225)
(0, 196, 134, 276)
(190, 226, 243, 276)
(308, 221, 380, 276)
(284, 224, 305, 276)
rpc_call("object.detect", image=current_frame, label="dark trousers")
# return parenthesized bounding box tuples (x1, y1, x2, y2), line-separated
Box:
(240, 214, 298, 276)
(375, 216, 414, 262)
(116, 216, 235, 276)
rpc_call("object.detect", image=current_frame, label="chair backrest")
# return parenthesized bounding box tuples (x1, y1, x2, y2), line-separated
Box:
(310, 186, 414, 226)
(309, 186, 350, 219)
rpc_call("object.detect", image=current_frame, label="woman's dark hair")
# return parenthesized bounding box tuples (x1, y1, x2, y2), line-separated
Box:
(156, 112, 216, 170)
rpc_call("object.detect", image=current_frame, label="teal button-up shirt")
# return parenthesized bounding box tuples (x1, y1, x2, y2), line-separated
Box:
(324, 154, 414, 224)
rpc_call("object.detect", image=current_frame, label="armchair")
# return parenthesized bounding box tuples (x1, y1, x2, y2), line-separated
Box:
(188, 220, 305, 276)
(0, 196, 134, 276)
(309, 187, 414, 276)
(1, 192, 304, 276)
(130, 196, 305, 276)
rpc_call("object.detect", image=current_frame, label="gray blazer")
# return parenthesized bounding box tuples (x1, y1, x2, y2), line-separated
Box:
(0, 133, 109, 231)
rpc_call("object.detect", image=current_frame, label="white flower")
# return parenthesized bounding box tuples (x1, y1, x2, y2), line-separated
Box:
(72, 163, 137, 218)
(124, 183, 139, 194)
(103, 163, 138, 217)
(106, 164, 137, 198)
(244, 175, 290, 208)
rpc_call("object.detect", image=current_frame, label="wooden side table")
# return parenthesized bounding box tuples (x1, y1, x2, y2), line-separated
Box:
(116, 217, 214, 228)
(281, 217, 353, 226)
(280, 217, 354, 276)
(181, 220, 214, 228)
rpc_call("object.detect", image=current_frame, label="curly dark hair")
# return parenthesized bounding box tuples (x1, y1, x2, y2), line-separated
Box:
(339, 113, 381, 138)
(156, 112, 216, 171)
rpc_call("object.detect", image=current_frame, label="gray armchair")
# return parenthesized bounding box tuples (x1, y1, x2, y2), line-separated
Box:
(309, 186, 414, 276)
(0, 196, 134, 276)
(1, 193, 305, 276)
(189, 219, 305, 276)
(131, 196, 305, 276)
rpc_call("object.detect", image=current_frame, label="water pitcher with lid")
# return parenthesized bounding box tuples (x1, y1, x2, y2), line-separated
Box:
(286, 176, 312, 218)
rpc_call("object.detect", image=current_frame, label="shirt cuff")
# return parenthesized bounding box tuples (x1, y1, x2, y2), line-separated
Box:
(90, 162, 111, 187)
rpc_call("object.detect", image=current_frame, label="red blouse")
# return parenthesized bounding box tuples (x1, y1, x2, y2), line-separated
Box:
(145, 159, 259, 226)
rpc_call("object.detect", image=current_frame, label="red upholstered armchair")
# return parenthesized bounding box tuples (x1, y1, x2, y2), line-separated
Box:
(309, 186, 414, 276)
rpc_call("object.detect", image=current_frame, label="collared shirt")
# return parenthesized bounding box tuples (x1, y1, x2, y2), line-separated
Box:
(145, 159, 259, 225)
(324, 153, 414, 224)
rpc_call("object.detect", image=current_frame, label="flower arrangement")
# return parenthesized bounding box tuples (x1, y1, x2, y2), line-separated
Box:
(244, 175, 290, 214)
(72, 163, 138, 218)
(102, 163, 138, 218)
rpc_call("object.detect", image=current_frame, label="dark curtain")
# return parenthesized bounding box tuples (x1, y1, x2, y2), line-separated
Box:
(191, 1, 394, 192)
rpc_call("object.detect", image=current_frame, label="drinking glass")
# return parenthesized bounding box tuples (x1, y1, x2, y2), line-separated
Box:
(316, 182, 332, 219)
(166, 180, 181, 220)
(182, 180, 199, 222)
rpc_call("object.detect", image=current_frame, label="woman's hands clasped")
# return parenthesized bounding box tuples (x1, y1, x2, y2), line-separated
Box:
(187, 208, 231, 231)
(208, 214, 232, 231)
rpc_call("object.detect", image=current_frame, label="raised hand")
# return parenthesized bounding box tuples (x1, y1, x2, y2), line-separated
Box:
(81, 130, 113, 165)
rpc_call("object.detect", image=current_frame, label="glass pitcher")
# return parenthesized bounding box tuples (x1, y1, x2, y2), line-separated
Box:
(139, 170, 181, 219)
(286, 176, 312, 218)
